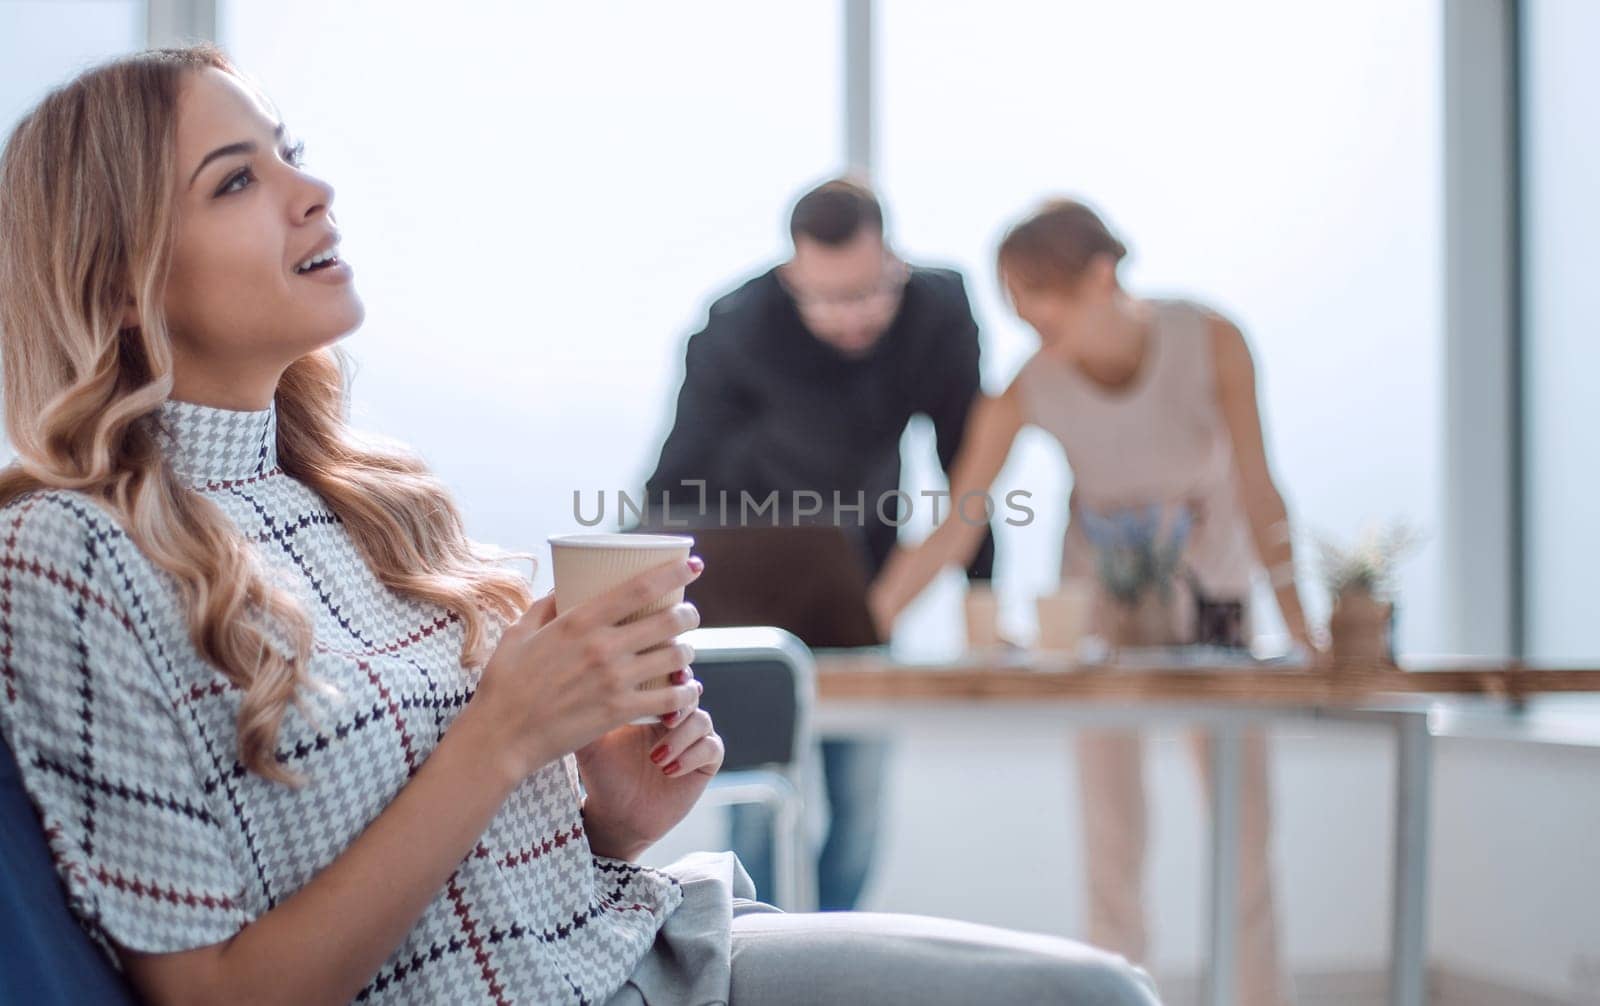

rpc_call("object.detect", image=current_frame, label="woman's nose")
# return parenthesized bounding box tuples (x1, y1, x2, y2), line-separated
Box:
(295, 173, 336, 222)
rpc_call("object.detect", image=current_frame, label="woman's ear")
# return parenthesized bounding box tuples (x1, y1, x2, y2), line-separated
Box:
(1086, 253, 1120, 296)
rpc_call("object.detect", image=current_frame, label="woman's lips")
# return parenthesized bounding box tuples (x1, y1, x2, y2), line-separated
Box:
(294, 259, 353, 284)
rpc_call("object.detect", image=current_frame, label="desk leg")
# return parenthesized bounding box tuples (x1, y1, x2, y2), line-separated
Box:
(1206, 727, 1243, 1006)
(1390, 714, 1433, 1006)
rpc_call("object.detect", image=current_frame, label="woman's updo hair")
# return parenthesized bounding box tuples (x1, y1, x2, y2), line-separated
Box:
(997, 198, 1128, 292)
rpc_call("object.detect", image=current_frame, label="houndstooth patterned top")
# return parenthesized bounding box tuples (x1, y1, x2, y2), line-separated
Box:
(0, 399, 682, 1005)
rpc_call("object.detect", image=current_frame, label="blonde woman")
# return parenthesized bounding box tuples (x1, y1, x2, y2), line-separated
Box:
(0, 49, 1160, 1005)
(871, 200, 1315, 1006)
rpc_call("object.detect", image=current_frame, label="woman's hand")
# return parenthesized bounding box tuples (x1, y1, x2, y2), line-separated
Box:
(1294, 627, 1332, 668)
(867, 389, 1028, 640)
(575, 673, 725, 861)
(463, 556, 706, 786)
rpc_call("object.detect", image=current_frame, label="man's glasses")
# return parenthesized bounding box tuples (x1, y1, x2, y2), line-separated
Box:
(783, 256, 910, 320)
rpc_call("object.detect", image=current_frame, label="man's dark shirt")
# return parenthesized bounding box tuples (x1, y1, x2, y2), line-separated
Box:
(645, 265, 996, 580)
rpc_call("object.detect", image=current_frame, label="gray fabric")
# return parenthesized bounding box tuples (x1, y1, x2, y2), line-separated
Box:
(605, 851, 769, 1005)
(724, 912, 1161, 1006)
(608, 852, 1162, 1005)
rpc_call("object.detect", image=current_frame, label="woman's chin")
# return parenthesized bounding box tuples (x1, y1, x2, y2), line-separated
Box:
(295, 300, 366, 354)
(322, 295, 366, 338)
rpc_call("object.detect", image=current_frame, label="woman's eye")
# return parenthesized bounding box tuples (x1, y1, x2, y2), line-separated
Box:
(218, 169, 252, 195)
(214, 140, 306, 197)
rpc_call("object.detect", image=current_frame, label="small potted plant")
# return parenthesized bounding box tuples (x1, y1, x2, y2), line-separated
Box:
(1317, 522, 1420, 665)
(1080, 504, 1193, 649)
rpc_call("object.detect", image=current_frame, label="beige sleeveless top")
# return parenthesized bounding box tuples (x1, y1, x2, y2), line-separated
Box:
(1014, 298, 1256, 602)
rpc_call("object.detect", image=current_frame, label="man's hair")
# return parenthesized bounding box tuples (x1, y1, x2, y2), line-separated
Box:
(789, 178, 884, 246)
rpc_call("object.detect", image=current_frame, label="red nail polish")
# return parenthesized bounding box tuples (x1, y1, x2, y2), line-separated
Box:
(662, 710, 679, 727)
(662, 760, 680, 776)
(650, 745, 668, 764)
(687, 556, 704, 573)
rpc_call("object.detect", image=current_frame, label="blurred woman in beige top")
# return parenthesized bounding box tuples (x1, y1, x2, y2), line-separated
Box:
(871, 199, 1316, 1006)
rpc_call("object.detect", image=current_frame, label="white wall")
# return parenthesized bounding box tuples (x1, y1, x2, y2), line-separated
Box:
(1431, 733, 1600, 1000)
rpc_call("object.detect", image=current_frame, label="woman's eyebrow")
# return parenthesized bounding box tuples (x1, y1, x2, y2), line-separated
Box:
(188, 122, 287, 189)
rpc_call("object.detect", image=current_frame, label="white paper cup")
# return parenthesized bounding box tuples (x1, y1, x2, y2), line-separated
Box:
(1035, 581, 1095, 656)
(964, 584, 1003, 652)
(548, 532, 694, 695)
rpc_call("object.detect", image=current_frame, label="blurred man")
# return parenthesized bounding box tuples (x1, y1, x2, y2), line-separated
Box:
(645, 178, 994, 910)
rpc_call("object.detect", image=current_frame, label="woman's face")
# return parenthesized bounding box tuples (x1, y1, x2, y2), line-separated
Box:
(1002, 257, 1117, 356)
(159, 67, 362, 405)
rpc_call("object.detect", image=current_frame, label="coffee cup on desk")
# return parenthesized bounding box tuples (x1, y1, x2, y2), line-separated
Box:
(1035, 581, 1094, 656)
(964, 583, 1003, 652)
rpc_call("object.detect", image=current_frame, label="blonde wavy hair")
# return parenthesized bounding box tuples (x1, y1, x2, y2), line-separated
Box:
(0, 46, 536, 783)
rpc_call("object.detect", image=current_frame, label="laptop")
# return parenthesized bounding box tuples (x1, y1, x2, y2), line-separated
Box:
(664, 524, 884, 649)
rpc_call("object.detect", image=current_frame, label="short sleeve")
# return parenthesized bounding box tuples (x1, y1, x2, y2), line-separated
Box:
(0, 495, 250, 954)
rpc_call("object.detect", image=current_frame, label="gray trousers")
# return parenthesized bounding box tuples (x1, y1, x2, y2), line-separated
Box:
(606, 852, 1161, 1006)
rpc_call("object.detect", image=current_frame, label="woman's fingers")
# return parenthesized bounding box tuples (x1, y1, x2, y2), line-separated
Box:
(577, 556, 702, 632)
(659, 675, 703, 727)
(615, 602, 699, 655)
(632, 679, 700, 721)
(506, 593, 558, 643)
(660, 729, 725, 778)
(649, 705, 712, 766)
(624, 640, 695, 690)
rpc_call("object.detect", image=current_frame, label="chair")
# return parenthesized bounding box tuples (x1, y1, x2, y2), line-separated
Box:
(683, 626, 818, 912)
(0, 731, 140, 1005)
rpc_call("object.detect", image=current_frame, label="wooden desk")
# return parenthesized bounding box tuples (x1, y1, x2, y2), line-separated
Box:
(809, 653, 1600, 1006)
(815, 653, 1600, 704)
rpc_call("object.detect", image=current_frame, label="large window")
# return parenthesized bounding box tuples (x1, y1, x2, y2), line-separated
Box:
(879, 0, 1445, 654)
(1522, 0, 1599, 662)
(3, 3, 1448, 656)
(0, 1, 142, 134)
(220, 1, 843, 586)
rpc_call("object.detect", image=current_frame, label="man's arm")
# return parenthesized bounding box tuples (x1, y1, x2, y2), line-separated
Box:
(924, 273, 997, 579)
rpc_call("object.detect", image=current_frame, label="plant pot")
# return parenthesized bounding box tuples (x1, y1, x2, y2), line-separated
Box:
(1103, 588, 1183, 650)
(1329, 588, 1393, 664)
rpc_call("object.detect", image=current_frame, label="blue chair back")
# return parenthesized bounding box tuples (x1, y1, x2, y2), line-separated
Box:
(0, 731, 140, 1004)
